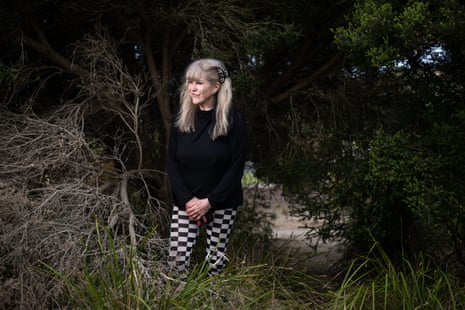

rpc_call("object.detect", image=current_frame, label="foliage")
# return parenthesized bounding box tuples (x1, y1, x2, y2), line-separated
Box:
(266, 0, 465, 270)
(325, 242, 465, 309)
(333, 0, 465, 71)
(347, 131, 441, 254)
(331, 0, 465, 261)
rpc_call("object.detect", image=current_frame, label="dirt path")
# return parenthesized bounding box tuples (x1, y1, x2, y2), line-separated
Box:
(244, 186, 345, 274)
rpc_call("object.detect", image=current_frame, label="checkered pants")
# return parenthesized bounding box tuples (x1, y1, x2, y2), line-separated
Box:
(168, 205, 237, 277)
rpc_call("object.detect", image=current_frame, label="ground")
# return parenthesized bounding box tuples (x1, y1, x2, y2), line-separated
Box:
(244, 186, 345, 275)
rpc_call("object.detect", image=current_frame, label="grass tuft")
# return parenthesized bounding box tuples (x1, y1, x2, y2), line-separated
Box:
(325, 241, 465, 309)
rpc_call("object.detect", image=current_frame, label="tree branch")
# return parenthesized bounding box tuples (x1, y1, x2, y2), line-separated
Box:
(263, 38, 313, 98)
(271, 51, 343, 103)
(135, 0, 173, 136)
(22, 21, 88, 78)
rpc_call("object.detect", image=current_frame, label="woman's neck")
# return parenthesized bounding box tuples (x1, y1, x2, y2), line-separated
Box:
(198, 97, 216, 111)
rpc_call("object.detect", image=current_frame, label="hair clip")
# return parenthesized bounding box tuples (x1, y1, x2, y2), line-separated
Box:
(216, 67, 229, 84)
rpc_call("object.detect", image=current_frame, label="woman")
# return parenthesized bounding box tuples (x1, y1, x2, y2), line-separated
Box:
(167, 58, 248, 278)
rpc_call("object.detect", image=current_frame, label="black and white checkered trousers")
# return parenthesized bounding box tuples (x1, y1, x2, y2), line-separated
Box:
(168, 205, 237, 277)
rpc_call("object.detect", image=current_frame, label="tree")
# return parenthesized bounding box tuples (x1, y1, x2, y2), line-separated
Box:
(285, 0, 465, 267)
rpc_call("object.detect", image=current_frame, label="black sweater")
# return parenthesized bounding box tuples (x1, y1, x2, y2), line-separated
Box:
(167, 108, 248, 210)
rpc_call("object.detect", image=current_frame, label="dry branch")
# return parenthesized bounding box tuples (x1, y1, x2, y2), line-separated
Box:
(0, 33, 168, 307)
(74, 28, 153, 171)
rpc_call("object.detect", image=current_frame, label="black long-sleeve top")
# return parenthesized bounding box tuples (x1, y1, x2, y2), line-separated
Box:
(167, 108, 248, 211)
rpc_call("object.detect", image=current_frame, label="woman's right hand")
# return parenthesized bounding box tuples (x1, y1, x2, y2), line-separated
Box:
(186, 197, 210, 226)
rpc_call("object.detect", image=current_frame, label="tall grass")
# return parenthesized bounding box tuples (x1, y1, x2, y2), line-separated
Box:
(325, 242, 465, 309)
(42, 200, 465, 309)
(43, 218, 324, 309)
(43, 220, 154, 309)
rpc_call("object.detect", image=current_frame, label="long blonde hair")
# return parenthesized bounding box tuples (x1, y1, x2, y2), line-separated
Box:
(175, 58, 233, 140)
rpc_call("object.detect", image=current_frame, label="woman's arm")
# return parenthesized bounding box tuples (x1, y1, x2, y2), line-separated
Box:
(207, 110, 248, 208)
(166, 125, 194, 208)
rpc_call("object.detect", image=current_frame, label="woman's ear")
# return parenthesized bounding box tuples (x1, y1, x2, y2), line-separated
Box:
(213, 82, 221, 93)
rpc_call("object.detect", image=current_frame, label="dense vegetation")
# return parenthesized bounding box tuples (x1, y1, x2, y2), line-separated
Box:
(2, 0, 465, 308)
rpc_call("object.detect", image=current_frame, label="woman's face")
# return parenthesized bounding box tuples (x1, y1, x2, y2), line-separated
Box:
(187, 75, 219, 110)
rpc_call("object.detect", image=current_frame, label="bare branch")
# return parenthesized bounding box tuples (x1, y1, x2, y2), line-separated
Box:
(73, 28, 152, 170)
(0, 103, 167, 308)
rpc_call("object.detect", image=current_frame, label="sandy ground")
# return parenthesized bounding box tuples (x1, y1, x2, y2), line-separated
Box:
(244, 186, 345, 274)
